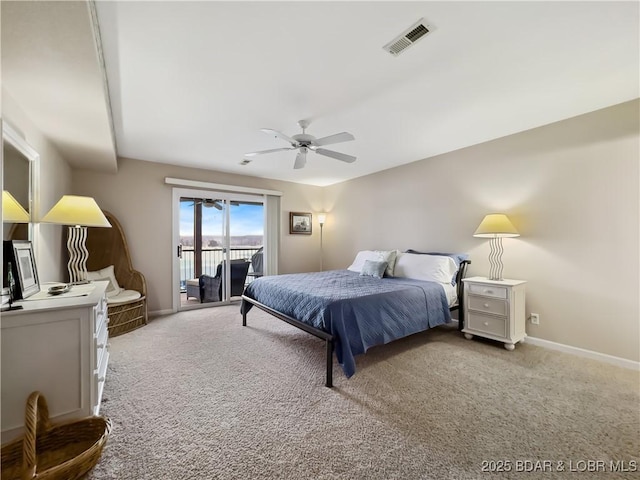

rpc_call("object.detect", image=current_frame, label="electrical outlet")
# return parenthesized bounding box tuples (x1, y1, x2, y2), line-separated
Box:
(530, 313, 540, 325)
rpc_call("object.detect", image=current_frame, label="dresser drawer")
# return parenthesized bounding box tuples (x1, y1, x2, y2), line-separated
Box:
(467, 312, 507, 338)
(93, 349, 109, 415)
(468, 295, 508, 316)
(94, 319, 108, 369)
(94, 295, 108, 334)
(467, 283, 508, 299)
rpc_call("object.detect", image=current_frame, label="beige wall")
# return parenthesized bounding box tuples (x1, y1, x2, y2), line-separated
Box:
(6, 90, 637, 363)
(323, 100, 640, 363)
(72, 158, 323, 313)
(2, 89, 72, 282)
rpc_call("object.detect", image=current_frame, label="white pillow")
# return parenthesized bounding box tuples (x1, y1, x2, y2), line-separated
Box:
(86, 265, 124, 298)
(393, 253, 458, 284)
(347, 251, 380, 272)
(347, 250, 398, 276)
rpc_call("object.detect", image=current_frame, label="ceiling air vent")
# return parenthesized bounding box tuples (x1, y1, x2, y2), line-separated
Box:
(383, 18, 431, 56)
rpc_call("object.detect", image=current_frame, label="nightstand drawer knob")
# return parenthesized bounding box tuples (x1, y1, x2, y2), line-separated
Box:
(484, 303, 490, 308)
(484, 321, 489, 326)
(485, 290, 493, 294)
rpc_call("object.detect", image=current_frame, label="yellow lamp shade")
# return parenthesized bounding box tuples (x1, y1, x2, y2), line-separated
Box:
(41, 195, 111, 228)
(2, 190, 30, 223)
(473, 214, 519, 238)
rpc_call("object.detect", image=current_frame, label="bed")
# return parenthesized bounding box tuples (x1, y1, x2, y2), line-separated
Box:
(241, 250, 470, 387)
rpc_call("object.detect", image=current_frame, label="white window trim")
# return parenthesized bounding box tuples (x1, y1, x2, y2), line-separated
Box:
(165, 177, 282, 197)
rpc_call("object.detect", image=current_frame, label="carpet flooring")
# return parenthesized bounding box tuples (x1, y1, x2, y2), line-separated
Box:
(88, 305, 639, 479)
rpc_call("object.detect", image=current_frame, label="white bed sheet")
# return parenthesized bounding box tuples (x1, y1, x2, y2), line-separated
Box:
(442, 282, 458, 307)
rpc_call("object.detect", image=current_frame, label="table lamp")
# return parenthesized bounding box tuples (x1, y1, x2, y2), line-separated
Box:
(2, 190, 30, 223)
(473, 213, 519, 281)
(41, 195, 111, 283)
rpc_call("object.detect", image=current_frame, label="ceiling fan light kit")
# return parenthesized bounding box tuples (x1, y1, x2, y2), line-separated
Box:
(245, 120, 356, 169)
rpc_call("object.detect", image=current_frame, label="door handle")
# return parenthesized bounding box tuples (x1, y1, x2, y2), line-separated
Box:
(177, 244, 183, 258)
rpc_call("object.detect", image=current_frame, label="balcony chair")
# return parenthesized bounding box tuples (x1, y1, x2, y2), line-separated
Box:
(250, 247, 263, 277)
(199, 259, 250, 303)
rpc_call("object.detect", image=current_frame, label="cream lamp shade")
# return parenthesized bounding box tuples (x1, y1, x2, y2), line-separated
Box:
(317, 213, 326, 226)
(41, 195, 111, 227)
(41, 195, 111, 284)
(473, 214, 520, 238)
(2, 190, 30, 223)
(473, 213, 519, 281)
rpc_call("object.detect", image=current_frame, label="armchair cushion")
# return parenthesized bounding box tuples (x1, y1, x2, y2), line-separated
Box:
(107, 289, 142, 305)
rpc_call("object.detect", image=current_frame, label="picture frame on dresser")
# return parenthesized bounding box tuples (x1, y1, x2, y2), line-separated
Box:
(3, 240, 40, 299)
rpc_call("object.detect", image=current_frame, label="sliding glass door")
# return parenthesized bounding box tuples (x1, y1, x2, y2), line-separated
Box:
(174, 189, 264, 310)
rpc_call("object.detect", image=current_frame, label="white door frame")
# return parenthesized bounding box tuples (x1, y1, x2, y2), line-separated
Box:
(171, 187, 265, 312)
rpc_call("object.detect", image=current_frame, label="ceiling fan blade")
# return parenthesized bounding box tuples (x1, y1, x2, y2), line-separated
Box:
(312, 132, 355, 147)
(260, 128, 298, 146)
(245, 147, 294, 157)
(294, 151, 307, 169)
(315, 148, 356, 163)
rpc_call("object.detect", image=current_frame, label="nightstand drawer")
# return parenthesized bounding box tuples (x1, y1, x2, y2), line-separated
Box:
(468, 283, 508, 299)
(467, 312, 507, 338)
(468, 295, 508, 316)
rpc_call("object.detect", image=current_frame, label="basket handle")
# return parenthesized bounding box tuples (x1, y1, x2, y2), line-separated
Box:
(22, 391, 52, 480)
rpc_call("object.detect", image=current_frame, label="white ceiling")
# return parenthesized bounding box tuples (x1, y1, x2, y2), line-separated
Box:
(3, 2, 639, 186)
(2, 1, 117, 172)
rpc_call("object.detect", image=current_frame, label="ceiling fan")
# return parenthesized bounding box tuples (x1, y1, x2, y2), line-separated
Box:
(245, 120, 356, 169)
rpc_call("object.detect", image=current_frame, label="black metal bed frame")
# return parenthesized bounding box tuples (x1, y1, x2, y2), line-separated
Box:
(241, 260, 471, 388)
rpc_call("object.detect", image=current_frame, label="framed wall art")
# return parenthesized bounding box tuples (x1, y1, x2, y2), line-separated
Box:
(3, 240, 40, 299)
(289, 212, 312, 235)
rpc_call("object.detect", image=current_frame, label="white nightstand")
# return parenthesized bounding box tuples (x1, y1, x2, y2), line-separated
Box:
(462, 276, 527, 351)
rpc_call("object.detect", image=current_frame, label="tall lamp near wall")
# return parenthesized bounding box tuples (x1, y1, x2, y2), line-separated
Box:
(318, 213, 326, 271)
(473, 213, 519, 281)
(41, 195, 111, 284)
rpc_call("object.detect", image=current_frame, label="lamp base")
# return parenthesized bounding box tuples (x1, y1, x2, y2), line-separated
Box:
(319, 224, 324, 271)
(67, 226, 89, 284)
(487, 236, 505, 282)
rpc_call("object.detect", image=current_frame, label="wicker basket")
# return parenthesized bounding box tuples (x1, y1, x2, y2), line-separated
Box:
(1, 392, 111, 480)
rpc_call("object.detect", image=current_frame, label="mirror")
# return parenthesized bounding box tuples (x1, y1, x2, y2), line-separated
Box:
(2, 122, 39, 246)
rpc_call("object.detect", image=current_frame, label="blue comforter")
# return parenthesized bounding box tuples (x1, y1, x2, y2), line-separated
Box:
(242, 270, 451, 378)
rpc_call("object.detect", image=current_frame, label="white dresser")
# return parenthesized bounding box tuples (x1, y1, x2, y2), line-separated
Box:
(462, 277, 527, 351)
(1, 282, 109, 443)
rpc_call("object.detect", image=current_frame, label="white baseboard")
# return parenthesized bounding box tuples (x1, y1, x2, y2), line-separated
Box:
(523, 336, 639, 371)
(449, 319, 639, 370)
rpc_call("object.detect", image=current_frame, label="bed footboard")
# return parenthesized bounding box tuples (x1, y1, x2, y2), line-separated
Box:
(241, 296, 335, 387)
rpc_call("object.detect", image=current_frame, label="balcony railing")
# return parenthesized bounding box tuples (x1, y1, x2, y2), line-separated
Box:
(179, 246, 261, 290)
